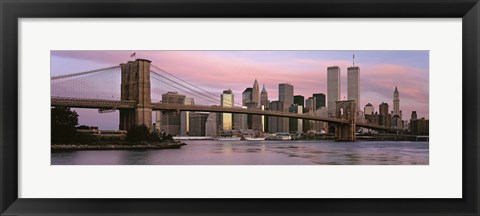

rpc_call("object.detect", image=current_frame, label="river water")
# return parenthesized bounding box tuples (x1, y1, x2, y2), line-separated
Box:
(51, 140, 429, 165)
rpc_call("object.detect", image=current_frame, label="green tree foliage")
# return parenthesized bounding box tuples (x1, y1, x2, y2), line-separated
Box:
(51, 107, 79, 144)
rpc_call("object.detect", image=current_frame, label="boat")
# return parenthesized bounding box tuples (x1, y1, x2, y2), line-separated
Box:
(266, 133, 292, 140)
(245, 137, 266, 141)
(217, 136, 242, 141)
(173, 136, 216, 140)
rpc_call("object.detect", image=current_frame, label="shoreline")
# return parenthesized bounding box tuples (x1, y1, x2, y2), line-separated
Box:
(51, 141, 187, 151)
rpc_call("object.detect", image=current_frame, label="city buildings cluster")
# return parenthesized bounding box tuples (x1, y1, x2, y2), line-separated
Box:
(153, 62, 429, 137)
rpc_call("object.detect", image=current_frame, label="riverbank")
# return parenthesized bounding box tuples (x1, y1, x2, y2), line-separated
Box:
(52, 141, 186, 151)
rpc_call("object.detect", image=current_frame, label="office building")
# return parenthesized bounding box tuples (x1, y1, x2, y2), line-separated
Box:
(393, 86, 400, 118)
(379, 102, 389, 116)
(279, 83, 293, 132)
(279, 83, 294, 106)
(205, 112, 219, 137)
(268, 100, 288, 133)
(294, 95, 305, 107)
(289, 104, 303, 133)
(221, 89, 234, 131)
(160, 92, 186, 136)
(242, 87, 252, 106)
(313, 93, 326, 109)
(410, 117, 429, 135)
(364, 103, 374, 115)
(347, 66, 360, 111)
(379, 102, 390, 127)
(260, 84, 269, 107)
(252, 79, 260, 107)
(189, 112, 209, 136)
(327, 66, 340, 117)
(305, 97, 316, 112)
(411, 111, 418, 121)
(180, 97, 194, 136)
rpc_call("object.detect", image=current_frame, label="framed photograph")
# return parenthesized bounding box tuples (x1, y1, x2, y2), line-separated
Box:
(1, 0, 479, 215)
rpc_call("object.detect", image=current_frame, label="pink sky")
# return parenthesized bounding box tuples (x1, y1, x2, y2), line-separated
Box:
(51, 50, 429, 129)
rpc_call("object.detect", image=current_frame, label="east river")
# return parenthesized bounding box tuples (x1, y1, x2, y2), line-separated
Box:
(51, 140, 429, 165)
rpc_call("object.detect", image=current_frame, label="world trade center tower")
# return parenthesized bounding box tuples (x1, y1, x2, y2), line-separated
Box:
(327, 66, 340, 117)
(347, 66, 360, 112)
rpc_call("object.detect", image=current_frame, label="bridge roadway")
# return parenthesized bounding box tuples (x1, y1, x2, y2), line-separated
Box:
(51, 97, 402, 132)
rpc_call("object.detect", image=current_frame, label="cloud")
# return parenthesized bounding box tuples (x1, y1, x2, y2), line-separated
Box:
(52, 50, 429, 121)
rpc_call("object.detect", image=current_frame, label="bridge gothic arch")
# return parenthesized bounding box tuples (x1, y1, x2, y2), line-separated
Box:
(335, 100, 356, 141)
(119, 59, 152, 130)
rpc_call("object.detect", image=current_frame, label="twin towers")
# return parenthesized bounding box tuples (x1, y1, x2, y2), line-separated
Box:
(327, 66, 360, 117)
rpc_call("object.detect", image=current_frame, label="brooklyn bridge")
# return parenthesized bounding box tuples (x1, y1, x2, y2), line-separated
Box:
(51, 58, 404, 141)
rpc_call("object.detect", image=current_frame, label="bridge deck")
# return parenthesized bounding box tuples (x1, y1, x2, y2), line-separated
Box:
(51, 97, 402, 132)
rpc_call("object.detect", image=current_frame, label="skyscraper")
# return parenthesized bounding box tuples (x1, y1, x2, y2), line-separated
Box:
(313, 93, 326, 109)
(205, 112, 219, 137)
(410, 111, 418, 121)
(180, 97, 194, 136)
(242, 87, 252, 106)
(279, 83, 294, 106)
(221, 89, 234, 131)
(188, 112, 209, 136)
(379, 102, 389, 116)
(260, 84, 269, 132)
(268, 100, 288, 133)
(327, 66, 340, 117)
(234, 106, 248, 131)
(393, 86, 400, 118)
(305, 97, 316, 112)
(364, 103, 374, 115)
(304, 97, 316, 132)
(289, 104, 303, 133)
(294, 95, 305, 107)
(279, 83, 293, 133)
(252, 79, 260, 107)
(160, 91, 186, 136)
(379, 102, 390, 127)
(347, 66, 360, 110)
(260, 84, 269, 107)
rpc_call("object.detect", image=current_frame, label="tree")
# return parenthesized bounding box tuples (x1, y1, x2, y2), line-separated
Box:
(126, 124, 151, 142)
(51, 107, 79, 144)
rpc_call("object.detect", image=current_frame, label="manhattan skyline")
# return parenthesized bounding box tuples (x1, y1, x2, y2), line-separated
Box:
(51, 50, 429, 129)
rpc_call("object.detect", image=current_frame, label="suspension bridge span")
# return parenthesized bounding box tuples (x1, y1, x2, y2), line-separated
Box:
(51, 58, 404, 141)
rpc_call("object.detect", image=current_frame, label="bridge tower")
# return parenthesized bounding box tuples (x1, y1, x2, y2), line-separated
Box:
(335, 100, 356, 141)
(119, 59, 152, 130)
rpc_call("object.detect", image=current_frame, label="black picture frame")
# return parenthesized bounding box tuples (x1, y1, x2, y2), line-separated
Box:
(1, 0, 479, 215)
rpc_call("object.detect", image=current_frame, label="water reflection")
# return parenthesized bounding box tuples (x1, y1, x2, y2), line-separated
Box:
(52, 140, 429, 165)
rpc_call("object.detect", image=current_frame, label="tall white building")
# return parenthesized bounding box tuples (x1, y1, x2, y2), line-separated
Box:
(221, 89, 234, 131)
(393, 86, 400, 118)
(347, 66, 360, 111)
(180, 97, 194, 135)
(327, 66, 340, 117)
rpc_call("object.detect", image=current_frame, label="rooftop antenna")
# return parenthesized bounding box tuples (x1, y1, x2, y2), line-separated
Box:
(352, 51, 355, 67)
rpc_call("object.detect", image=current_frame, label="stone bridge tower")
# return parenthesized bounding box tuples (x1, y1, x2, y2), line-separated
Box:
(119, 59, 152, 130)
(335, 100, 356, 141)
